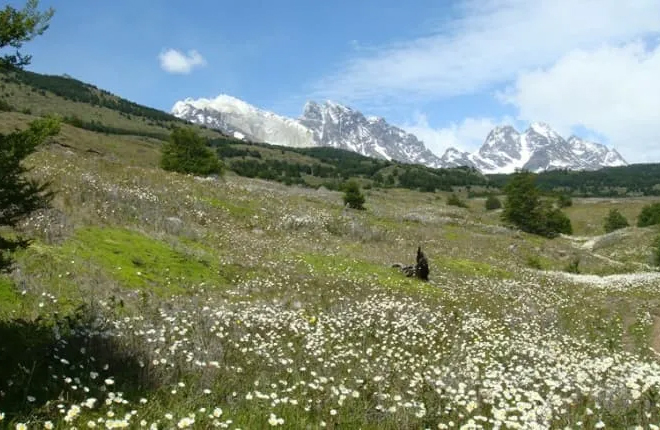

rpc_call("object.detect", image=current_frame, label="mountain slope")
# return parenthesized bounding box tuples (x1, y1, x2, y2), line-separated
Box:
(172, 96, 445, 168)
(442, 122, 627, 174)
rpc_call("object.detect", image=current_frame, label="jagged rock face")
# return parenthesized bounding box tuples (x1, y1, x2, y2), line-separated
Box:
(171, 95, 627, 173)
(171, 96, 315, 148)
(172, 97, 444, 167)
(299, 101, 443, 167)
(441, 122, 627, 174)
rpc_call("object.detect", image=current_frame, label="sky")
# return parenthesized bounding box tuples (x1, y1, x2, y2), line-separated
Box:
(6, 0, 660, 163)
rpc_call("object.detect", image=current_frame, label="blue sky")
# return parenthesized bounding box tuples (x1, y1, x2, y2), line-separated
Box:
(7, 0, 660, 162)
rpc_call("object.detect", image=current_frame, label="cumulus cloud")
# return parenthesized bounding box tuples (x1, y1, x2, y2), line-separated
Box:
(312, 0, 660, 104)
(309, 0, 660, 161)
(500, 41, 660, 163)
(402, 114, 515, 155)
(158, 49, 207, 74)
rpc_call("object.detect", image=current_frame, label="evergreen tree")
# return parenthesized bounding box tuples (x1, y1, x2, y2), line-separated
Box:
(603, 208, 630, 233)
(0, 0, 54, 69)
(342, 180, 366, 210)
(0, 117, 60, 271)
(161, 127, 223, 176)
(501, 170, 572, 238)
(637, 203, 660, 227)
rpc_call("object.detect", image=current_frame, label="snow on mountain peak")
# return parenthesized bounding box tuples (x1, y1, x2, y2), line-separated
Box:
(171, 93, 626, 174)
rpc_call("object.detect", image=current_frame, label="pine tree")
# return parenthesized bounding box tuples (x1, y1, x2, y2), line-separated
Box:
(0, 117, 60, 271)
(0, 0, 55, 69)
(603, 208, 629, 233)
(342, 180, 366, 210)
(160, 127, 223, 176)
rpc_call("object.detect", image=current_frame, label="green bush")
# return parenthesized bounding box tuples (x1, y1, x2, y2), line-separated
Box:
(526, 255, 544, 270)
(342, 180, 366, 210)
(603, 208, 630, 233)
(653, 235, 660, 267)
(485, 195, 502, 211)
(564, 257, 581, 274)
(447, 193, 468, 208)
(557, 194, 573, 208)
(637, 202, 660, 227)
(160, 127, 223, 176)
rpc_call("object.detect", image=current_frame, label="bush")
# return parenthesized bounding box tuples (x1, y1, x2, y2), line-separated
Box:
(564, 257, 581, 274)
(637, 202, 660, 227)
(0, 98, 13, 111)
(447, 193, 468, 208)
(485, 195, 502, 211)
(526, 255, 544, 270)
(653, 235, 660, 267)
(603, 208, 630, 233)
(557, 194, 573, 208)
(160, 127, 223, 176)
(342, 180, 366, 210)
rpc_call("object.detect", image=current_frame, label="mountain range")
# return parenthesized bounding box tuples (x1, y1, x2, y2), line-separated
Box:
(171, 95, 627, 173)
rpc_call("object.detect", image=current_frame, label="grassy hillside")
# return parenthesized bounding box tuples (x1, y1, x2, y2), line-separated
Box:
(3, 70, 660, 429)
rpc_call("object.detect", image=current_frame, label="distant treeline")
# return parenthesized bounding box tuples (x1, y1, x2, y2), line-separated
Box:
(1, 68, 187, 124)
(211, 139, 489, 192)
(488, 164, 660, 197)
(61, 115, 169, 141)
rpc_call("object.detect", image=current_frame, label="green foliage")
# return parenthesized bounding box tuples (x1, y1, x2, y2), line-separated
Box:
(564, 257, 581, 274)
(485, 195, 502, 210)
(160, 127, 223, 176)
(0, 97, 13, 111)
(488, 163, 660, 197)
(603, 208, 630, 233)
(0, 116, 60, 271)
(544, 205, 573, 236)
(637, 202, 660, 227)
(526, 255, 544, 270)
(447, 193, 468, 208)
(557, 194, 573, 208)
(501, 170, 572, 238)
(0, 0, 54, 69)
(62, 115, 168, 140)
(342, 180, 366, 210)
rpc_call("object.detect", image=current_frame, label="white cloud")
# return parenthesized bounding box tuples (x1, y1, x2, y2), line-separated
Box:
(501, 41, 660, 163)
(402, 114, 514, 155)
(312, 0, 660, 105)
(158, 49, 207, 74)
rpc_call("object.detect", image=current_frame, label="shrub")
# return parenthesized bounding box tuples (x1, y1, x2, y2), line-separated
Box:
(342, 180, 366, 210)
(603, 208, 630, 233)
(526, 255, 544, 270)
(564, 256, 581, 274)
(161, 127, 223, 176)
(653, 235, 660, 267)
(557, 194, 573, 208)
(501, 170, 573, 238)
(638, 202, 660, 227)
(447, 193, 468, 208)
(485, 195, 502, 211)
(0, 98, 13, 111)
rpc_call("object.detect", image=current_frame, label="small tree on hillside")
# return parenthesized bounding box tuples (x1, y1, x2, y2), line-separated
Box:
(161, 127, 223, 176)
(485, 195, 502, 211)
(1, 116, 60, 271)
(637, 202, 660, 228)
(0, 0, 55, 69)
(447, 193, 468, 208)
(653, 235, 660, 267)
(603, 208, 629, 233)
(342, 180, 366, 210)
(501, 170, 572, 238)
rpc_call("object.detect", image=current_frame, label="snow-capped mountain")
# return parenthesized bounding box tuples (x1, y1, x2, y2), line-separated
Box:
(172, 95, 444, 168)
(172, 95, 315, 148)
(172, 95, 626, 173)
(441, 122, 627, 174)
